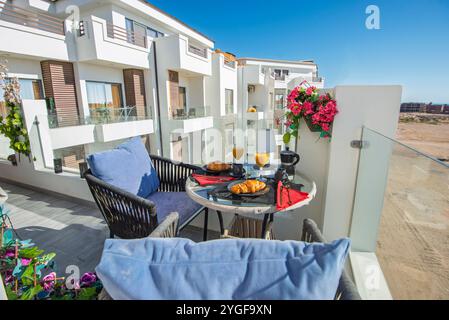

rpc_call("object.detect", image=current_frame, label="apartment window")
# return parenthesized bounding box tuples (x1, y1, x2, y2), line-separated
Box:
(0, 78, 43, 101)
(275, 94, 284, 109)
(274, 69, 289, 80)
(147, 26, 164, 38)
(86, 81, 123, 110)
(0, 78, 43, 118)
(179, 87, 187, 109)
(125, 18, 163, 42)
(225, 89, 234, 114)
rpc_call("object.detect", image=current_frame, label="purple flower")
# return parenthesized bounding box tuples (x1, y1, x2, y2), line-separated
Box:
(4, 249, 15, 258)
(42, 272, 56, 291)
(21, 258, 32, 266)
(80, 272, 97, 287)
(4, 270, 14, 284)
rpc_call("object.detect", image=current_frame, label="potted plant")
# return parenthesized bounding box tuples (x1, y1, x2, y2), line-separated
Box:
(283, 81, 338, 146)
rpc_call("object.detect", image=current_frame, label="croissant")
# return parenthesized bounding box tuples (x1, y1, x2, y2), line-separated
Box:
(231, 180, 266, 194)
(207, 162, 231, 172)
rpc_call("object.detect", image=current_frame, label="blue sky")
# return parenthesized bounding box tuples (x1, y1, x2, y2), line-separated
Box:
(148, 0, 449, 103)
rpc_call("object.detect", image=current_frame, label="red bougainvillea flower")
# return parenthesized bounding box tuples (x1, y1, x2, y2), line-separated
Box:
(306, 86, 316, 96)
(303, 101, 314, 115)
(290, 103, 302, 116)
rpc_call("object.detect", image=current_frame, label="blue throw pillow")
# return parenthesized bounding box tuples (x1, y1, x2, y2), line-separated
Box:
(87, 137, 160, 198)
(96, 238, 351, 300)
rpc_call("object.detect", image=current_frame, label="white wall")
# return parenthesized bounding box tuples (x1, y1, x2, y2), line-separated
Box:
(323, 86, 402, 242)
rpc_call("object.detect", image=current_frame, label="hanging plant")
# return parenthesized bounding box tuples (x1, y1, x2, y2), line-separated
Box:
(283, 81, 339, 144)
(0, 61, 31, 160)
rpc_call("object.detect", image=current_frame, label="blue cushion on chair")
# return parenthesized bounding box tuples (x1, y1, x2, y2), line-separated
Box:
(146, 192, 203, 227)
(87, 137, 160, 198)
(96, 237, 351, 300)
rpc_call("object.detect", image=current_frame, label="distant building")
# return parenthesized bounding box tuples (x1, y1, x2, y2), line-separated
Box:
(425, 103, 449, 114)
(400, 103, 426, 113)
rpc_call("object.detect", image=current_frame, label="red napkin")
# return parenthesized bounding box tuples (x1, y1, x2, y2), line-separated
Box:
(192, 174, 236, 186)
(276, 181, 309, 211)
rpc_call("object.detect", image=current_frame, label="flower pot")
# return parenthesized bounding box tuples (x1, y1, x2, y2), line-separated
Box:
(304, 116, 322, 132)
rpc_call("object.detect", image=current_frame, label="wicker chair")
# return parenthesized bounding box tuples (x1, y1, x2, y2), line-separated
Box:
(85, 155, 209, 240)
(301, 219, 361, 300)
(98, 218, 361, 300)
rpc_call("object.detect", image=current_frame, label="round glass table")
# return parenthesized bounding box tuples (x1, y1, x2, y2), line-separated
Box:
(185, 166, 316, 238)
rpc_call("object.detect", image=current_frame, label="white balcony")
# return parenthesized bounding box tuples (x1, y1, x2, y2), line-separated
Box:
(0, 1, 69, 60)
(168, 107, 213, 134)
(76, 16, 151, 69)
(156, 34, 212, 76)
(244, 65, 265, 85)
(95, 119, 154, 143)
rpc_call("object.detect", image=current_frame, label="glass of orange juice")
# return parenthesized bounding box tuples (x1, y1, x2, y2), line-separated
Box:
(233, 146, 244, 163)
(255, 152, 270, 170)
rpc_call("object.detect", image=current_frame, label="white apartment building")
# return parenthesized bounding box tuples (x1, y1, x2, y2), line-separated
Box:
(0, 0, 323, 176)
(0, 0, 222, 170)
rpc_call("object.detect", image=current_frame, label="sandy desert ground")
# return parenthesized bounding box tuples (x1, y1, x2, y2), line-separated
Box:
(375, 116, 449, 300)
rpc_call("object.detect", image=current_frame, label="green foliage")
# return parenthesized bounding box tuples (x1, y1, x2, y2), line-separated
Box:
(0, 101, 31, 158)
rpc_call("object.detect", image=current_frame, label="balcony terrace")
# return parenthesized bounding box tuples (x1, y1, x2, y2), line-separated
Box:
(156, 34, 212, 76)
(0, 0, 69, 60)
(168, 106, 213, 134)
(76, 16, 151, 69)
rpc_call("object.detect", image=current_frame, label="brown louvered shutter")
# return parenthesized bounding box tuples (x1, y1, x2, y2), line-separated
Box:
(41, 61, 79, 127)
(123, 69, 147, 118)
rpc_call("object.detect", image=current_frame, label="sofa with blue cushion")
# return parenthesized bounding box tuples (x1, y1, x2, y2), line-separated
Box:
(84, 137, 209, 240)
(96, 218, 361, 300)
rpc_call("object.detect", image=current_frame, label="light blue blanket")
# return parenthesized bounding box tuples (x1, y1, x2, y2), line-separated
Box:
(96, 238, 350, 300)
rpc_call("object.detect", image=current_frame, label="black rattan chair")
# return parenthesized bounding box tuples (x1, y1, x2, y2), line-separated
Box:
(301, 219, 361, 300)
(85, 155, 210, 240)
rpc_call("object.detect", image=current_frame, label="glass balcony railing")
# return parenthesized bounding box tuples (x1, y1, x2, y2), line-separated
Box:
(170, 106, 211, 120)
(48, 107, 152, 129)
(350, 127, 449, 300)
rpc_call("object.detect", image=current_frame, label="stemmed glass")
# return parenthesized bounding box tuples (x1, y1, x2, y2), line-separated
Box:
(255, 152, 270, 179)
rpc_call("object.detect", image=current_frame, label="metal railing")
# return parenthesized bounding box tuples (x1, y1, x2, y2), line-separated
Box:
(171, 106, 210, 120)
(48, 107, 152, 129)
(106, 22, 147, 48)
(188, 44, 208, 58)
(275, 74, 286, 81)
(224, 59, 236, 68)
(0, 0, 65, 35)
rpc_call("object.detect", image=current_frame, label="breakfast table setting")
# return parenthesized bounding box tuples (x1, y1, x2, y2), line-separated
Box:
(185, 148, 316, 239)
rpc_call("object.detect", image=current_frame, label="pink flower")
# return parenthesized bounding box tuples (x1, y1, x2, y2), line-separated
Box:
(291, 103, 302, 116)
(21, 258, 32, 266)
(285, 120, 293, 128)
(321, 123, 330, 132)
(303, 101, 314, 115)
(42, 272, 56, 292)
(306, 87, 316, 96)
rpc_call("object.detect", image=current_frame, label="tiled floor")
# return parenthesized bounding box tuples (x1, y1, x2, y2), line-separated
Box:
(1, 181, 218, 275)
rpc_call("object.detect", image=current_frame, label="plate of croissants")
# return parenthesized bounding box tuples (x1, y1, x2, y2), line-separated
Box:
(203, 162, 232, 174)
(228, 180, 270, 197)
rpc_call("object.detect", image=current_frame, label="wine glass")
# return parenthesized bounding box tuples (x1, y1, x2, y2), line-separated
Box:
(233, 145, 244, 163)
(255, 152, 270, 178)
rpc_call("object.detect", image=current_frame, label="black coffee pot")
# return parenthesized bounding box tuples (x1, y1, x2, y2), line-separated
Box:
(280, 147, 300, 175)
